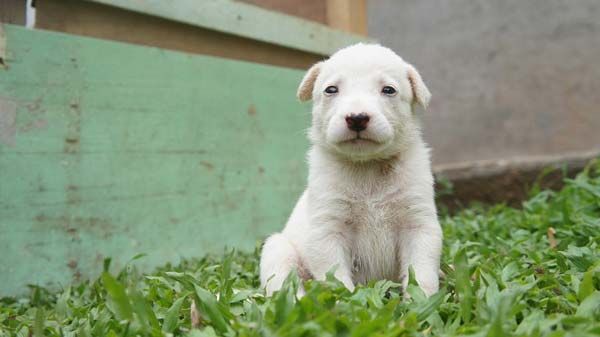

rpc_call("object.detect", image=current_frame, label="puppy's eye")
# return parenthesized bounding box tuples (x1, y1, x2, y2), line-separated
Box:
(324, 86, 339, 95)
(381, 86, 397, 96)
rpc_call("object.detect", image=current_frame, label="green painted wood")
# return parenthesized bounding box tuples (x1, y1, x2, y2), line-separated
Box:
(0, 24, 310, 296)
(85, 0, 369, 56)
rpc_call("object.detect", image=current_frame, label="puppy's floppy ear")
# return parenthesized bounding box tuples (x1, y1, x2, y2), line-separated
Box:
(297, 61, 323, 102)
(407, 64, 431, 109)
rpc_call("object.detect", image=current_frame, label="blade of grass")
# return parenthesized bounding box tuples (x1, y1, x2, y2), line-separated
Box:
(102, 272, 133, 321)
(193, 285, 230, 334)
(162, 295, 186, 333)
(454, 248, 473, 323)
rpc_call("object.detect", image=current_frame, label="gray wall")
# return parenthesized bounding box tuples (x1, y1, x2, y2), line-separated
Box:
(368, 0, 600, 166)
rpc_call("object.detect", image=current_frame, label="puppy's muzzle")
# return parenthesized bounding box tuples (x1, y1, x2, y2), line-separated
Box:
(345, 113, 370, 132)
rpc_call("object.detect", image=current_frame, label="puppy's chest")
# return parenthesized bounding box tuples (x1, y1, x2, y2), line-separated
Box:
(344, 198, 405, 283)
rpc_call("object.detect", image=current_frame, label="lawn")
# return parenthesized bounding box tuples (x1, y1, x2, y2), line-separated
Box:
(1, 161, 599, 337)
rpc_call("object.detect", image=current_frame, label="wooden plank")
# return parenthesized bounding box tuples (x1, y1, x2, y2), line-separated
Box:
(0, 24, 311, 295)
(326, 0, 368, 35)
(85, 0, 368, 55)
(240, 0, 327, 24)
(0, 0, 26, 25)
(0, 24, 6, 68)
(36, 0, 323, 69)
(35, 0, 325, 69)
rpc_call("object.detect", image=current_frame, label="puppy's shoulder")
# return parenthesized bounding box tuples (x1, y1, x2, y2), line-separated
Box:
(393, 142, 433, 183)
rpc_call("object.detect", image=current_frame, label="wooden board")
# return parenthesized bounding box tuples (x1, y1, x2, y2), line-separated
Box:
(0, 24, 310, 295)
(236, 0, 327, 25)
(35, 0, 370, 69)
(35, 0, 327, 69)
(326, 0, 368, 35)
(82, 0, 367, 54)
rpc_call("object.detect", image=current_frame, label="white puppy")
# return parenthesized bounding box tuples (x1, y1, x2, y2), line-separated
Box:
(260, 43, 442, 297)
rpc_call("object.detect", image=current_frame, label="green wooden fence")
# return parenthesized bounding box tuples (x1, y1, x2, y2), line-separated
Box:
(0, 24, 310, 295)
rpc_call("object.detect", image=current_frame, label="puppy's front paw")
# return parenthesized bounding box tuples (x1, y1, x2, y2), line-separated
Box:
(401, 273, 439, 298)
(296, 286, 306, 299)
(419, 281, 439, 297)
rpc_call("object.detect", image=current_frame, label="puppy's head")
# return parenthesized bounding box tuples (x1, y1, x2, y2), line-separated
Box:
(298, 43, 430, 161)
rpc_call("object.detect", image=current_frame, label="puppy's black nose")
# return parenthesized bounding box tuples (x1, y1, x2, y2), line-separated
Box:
(345, 113, 370, 132)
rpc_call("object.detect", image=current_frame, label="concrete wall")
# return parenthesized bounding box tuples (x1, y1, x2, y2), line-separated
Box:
(368, 0, 600, 166)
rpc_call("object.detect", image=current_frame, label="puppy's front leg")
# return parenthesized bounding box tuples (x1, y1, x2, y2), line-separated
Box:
(304, 230, 355, 291)
(398, 220, 442, 297)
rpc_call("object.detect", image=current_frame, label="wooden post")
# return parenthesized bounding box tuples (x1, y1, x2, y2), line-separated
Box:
(326, 0, 367, 35)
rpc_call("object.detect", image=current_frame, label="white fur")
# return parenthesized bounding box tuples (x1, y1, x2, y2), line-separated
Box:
(260, 43, 442, 297)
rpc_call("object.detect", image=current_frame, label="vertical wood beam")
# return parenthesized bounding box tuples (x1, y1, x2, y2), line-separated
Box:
(326, 0, 367, 35)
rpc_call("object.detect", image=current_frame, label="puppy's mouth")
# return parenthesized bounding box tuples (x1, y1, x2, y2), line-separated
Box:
(338, 133, 382, 146)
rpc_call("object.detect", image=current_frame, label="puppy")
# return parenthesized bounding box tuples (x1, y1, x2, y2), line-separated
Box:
(260, 43, 442, 297)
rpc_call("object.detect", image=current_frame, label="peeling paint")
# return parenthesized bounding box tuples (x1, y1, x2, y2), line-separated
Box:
(0, 97, 17, 146)
(0, 24, 6, 68)
(67, 260, 78, 269)
(247, 104, 257, 116)
(25, 96, 46, 114)
(64, 99, 81, 154)
(199, 161, 214, 170)
(33, 214, 116, 239)
(19, 119, 48, 133)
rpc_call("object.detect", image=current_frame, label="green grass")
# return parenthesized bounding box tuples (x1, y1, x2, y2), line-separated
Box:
(2, 161, 600, 337)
